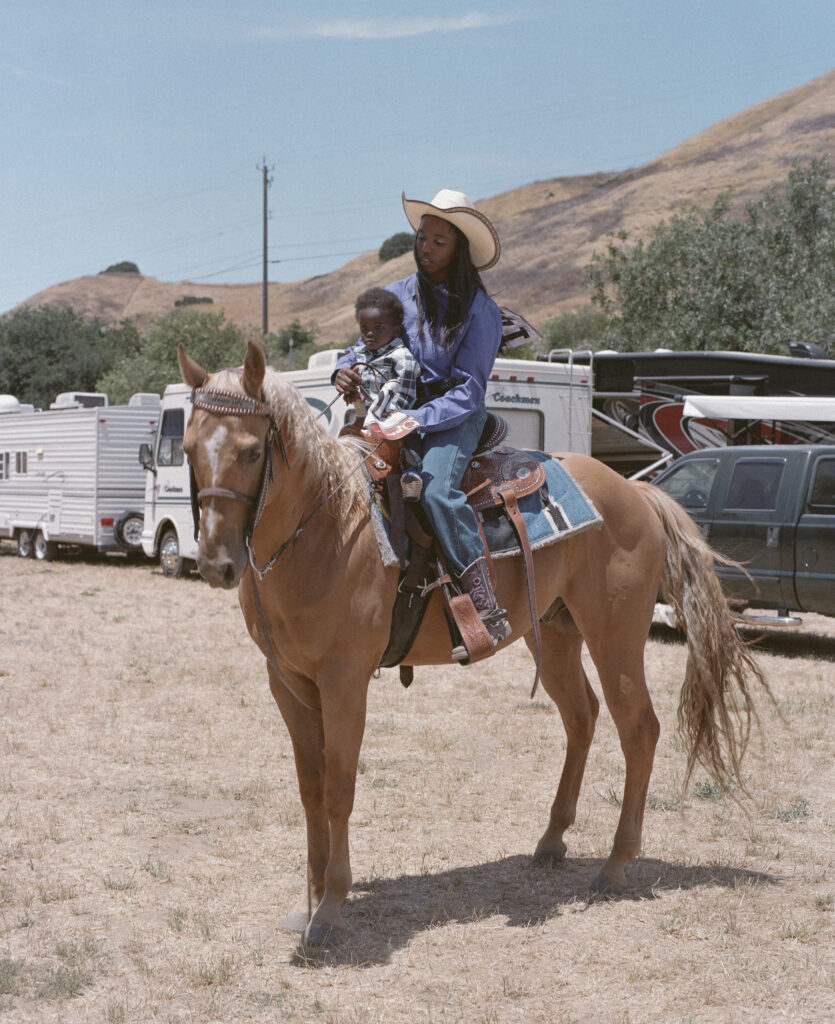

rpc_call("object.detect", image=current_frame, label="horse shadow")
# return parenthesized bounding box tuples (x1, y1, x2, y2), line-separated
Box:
(292, 853, 777, 968)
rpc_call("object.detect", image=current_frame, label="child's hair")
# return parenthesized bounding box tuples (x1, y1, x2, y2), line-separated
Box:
(354, 287, 404, 323)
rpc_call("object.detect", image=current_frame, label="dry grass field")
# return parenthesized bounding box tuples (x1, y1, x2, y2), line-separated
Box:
(0, 544, 832, 1023)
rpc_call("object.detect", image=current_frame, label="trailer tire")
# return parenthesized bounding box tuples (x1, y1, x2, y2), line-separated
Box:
(17, 530, 34, 558)
(160, 529, 187, 578)
(33, 531, 57, 562)
(115, 511, 144, 552)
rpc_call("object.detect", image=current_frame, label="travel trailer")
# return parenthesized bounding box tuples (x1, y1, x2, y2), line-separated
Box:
(0, 391, 160, 559)
(542, 347, 835, 475)
(140, 349, 599, 577)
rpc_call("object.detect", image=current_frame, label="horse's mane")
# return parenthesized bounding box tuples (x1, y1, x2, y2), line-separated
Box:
(255, 367, 370, 520)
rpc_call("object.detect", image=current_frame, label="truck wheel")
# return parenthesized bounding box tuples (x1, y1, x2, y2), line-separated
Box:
(33, 531, 57, 562)
(115, 511, 144, 552)
(17, 530, 34, 558)
(160, 529, 187, 578)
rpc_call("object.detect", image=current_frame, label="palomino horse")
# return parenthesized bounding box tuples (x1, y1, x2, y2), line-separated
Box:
(178, 342, 767, 946)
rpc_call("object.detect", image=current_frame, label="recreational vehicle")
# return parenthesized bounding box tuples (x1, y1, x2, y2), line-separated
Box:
(140, 349, 597, 577)
(0, 391, 160, 560)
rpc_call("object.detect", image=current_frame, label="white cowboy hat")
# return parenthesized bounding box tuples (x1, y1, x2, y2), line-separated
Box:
(401, 188, 500, 271)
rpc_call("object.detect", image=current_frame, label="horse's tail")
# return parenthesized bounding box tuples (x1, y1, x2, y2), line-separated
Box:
(636, 481, 772, 794)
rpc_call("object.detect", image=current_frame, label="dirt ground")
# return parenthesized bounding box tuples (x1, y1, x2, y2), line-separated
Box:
(0, 544, 832, 1023)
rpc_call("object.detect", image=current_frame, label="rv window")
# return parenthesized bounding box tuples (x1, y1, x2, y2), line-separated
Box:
(808, 457, 835, 512)
(158, 409, 185, 466)
(487, 408, 544, 450)
(654, 458, 718, 509)
(15, 451, 27, 474)
(723, 459, 785, 511)
(0, 452, 8, 481)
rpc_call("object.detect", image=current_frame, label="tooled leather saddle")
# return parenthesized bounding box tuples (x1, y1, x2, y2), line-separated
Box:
(345, 413, 545, 690)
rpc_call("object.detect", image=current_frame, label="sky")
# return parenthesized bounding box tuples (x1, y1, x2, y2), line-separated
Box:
(2, 1, 834, 316)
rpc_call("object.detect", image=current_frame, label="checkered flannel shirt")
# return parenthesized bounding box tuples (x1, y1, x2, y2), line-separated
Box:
(347, 337, 420, 412)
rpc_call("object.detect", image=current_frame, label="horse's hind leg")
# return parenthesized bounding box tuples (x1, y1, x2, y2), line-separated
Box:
(579, 609, 660, 895)
(525, 616, 599, 866)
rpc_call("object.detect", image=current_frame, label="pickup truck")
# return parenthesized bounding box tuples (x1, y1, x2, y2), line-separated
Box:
(652, 444, 835, 617)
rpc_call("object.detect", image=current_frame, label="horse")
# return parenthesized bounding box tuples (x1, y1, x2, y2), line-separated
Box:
(178, 341, 768, 946)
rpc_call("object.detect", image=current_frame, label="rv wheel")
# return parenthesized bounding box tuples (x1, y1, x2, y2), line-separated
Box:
(160, 529, 187, 578)
(17, 530, 34, 558)
(115, 511, 144, 551)
(33, 531, 57, 562)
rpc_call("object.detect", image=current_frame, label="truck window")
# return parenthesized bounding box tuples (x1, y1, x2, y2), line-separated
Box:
(723, 459, 785, 511)
(158, 408, 185, 467)
(808, 457, 835, 512)
(654, 458, 718, 509)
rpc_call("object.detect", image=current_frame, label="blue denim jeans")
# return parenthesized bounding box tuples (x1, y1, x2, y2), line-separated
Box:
(416, 405, 488, 576)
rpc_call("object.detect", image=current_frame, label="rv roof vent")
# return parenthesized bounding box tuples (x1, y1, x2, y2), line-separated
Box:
(307, 349, 345, 371)
(128, 393, 162, 408)
(0, 394, 22, 414)
(50, 392, 109, 409)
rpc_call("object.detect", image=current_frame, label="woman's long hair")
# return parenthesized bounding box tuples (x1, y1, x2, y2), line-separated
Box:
(413, 225, 486, 349)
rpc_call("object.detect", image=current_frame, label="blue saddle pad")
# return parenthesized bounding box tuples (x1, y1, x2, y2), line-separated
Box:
(369, 451, 602, 568)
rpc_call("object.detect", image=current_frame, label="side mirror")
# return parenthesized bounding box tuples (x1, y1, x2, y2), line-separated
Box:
(139, 443, 156, 472)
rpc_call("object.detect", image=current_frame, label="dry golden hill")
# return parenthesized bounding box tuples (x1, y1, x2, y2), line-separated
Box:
(17, 68, 835, 348)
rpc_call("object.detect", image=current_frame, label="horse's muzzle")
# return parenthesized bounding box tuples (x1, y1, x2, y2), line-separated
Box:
(197, 547, 247, 589)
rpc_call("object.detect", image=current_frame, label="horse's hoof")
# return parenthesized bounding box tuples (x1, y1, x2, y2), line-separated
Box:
(302, 920, 348, 948)
(588, 870, 626, 898)
(532, 839, 567, 866)
(280, 910, 309, 934)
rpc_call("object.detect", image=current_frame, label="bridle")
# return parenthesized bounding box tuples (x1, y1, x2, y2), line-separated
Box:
(189, 387, 290, 572)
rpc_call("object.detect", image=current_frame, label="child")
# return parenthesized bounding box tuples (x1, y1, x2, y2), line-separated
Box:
(336, 287, 420, 428)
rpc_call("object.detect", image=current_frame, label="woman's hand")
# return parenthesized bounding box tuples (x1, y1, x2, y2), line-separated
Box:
(333, 367, 362, 397)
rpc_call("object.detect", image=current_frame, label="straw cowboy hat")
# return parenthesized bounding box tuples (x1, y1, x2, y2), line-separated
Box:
(402, 189, 500, 271)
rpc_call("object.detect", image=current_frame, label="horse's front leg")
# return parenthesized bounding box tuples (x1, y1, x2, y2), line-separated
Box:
(302, 670, 370, 945)
(267, 666, 329, 935)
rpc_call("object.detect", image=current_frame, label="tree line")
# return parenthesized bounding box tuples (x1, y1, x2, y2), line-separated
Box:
(2, 157, 832, 408)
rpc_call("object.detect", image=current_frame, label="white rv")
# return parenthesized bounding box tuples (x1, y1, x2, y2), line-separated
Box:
(0, 391, 161, 560)
(140, 350, 594, 577)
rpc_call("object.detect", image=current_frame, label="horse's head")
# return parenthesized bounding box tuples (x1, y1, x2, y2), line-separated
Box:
(179, 341, 275, 589)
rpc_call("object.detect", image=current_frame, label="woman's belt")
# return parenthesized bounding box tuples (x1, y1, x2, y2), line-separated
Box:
(415, 377, 466, 405)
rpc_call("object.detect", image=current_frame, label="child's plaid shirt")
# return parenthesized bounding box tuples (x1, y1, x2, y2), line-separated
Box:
(342, 336, 420, 411)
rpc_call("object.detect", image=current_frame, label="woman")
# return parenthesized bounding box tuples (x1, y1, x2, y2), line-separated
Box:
(334, 188, 510, 644)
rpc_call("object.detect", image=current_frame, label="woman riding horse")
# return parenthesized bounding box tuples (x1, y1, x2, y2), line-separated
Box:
(333, 189, 511, 645)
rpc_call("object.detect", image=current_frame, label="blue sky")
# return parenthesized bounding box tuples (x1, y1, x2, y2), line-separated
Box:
(2, 1, 834, 315)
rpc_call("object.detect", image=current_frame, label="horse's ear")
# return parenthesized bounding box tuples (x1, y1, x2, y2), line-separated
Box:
(178, 345, 207, 388)
(242, 342, 266, 398)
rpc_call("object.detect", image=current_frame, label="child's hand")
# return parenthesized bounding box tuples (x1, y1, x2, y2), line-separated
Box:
(334, 367, 362, 396)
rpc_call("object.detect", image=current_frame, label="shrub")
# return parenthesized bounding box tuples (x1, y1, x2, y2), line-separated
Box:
(99, 261, 140, 275)
(174, 296, 214, 307)
(378, 232, 414, 262)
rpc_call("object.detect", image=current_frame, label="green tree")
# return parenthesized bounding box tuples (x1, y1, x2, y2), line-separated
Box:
(96, 309, 262, 402)
(540, 306, 611, 354)
(378, 232, 414, 262)
(0, 305, 141, 408)
(586, 157, 835, 354)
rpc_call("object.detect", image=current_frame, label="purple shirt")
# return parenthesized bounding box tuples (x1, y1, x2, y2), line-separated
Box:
(386, 273, 503, 433)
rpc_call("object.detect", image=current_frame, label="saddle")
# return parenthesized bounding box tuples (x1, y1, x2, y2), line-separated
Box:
(346, 413, 545, 692)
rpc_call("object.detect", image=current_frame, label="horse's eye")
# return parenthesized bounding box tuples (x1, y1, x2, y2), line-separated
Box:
(247, 447, 262, 464)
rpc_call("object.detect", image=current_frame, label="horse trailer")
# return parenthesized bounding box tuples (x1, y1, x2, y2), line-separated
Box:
(0, 391, 161, 560)
(140, 349, 599, 577)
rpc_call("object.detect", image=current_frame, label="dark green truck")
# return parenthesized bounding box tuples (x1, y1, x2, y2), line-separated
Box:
(652, 445, 835, 617)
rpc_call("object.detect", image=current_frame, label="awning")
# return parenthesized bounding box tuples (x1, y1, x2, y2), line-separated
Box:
(682, 395, 835, 423)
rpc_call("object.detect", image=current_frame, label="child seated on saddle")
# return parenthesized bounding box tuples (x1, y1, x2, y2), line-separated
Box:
(337, 288, 420, 430)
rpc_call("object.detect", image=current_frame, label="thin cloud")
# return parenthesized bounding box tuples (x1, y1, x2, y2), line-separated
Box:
(253, 11, 526, 43)
(0, 62, 73, 89)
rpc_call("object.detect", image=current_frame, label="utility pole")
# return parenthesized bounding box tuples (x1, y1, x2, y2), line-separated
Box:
(257, 158, 274, 335)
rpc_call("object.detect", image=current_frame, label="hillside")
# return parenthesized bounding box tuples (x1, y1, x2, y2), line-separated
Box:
(16, 68, 835, 348)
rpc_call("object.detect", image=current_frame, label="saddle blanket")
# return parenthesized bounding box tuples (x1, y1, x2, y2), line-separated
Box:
(370, 451, 602, 569)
